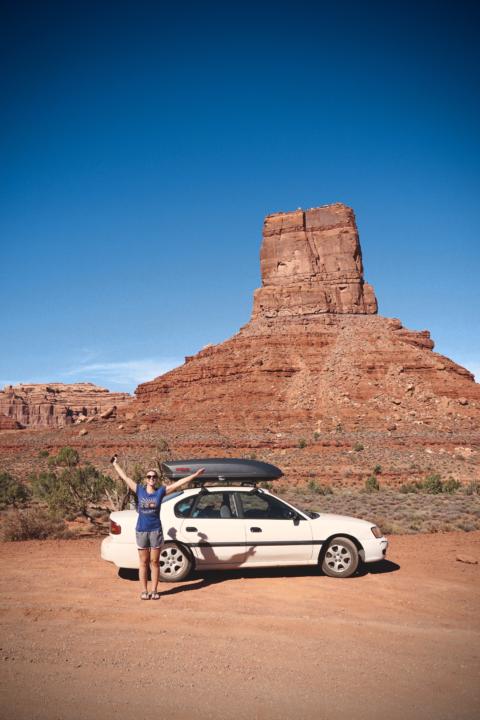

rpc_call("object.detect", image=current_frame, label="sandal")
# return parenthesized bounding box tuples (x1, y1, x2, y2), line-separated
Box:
(140, 591, 150, 600)
(150, 591, 160, 600)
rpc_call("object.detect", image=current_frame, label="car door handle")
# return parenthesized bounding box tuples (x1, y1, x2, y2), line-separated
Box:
(250, 527, 262, 533)
(185, 526, 198, 532)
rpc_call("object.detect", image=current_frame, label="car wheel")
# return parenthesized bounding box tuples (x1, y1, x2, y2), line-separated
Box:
(321, 537, 359, 578)
(159, 543, 192, 582)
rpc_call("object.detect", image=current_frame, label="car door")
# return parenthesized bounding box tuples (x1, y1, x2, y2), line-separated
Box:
(175, 490, 247, 567)
(237, 490, 314, 566)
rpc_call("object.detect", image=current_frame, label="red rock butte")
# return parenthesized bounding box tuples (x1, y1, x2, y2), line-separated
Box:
(131, 203, 479, 442)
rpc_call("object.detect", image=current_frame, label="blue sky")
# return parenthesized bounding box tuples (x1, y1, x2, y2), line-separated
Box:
(1, 0, 479, 392)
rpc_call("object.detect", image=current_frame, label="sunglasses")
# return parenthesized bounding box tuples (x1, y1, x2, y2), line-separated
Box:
(146, 474, 157, 479)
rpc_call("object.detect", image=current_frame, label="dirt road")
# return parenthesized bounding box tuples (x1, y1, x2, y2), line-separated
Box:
(1, 532, 479, 720)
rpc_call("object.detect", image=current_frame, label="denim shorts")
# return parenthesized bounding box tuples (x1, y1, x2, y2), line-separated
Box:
(136, 530, 164, 549)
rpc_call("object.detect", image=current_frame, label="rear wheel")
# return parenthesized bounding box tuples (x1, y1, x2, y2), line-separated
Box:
(321, 537, 359, 578)
(159, 543, 192, 582)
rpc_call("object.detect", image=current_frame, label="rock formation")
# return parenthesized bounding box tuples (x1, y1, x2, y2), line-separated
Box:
(0, 383, 131, 429)
(253, 204, 377, 319)
(132, 203, 479, 441)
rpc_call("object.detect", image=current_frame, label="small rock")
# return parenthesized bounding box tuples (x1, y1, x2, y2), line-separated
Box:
(79, 429, 88, 436)
(392, 399, 401, 405)
(456, 554, 478, 565)
(118, 424, 124, 430)
(387, 423, 397, 431)
(458, 398, 468, 406)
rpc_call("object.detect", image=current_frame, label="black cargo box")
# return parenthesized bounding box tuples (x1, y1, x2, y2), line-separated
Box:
(161, 458, 283, 481)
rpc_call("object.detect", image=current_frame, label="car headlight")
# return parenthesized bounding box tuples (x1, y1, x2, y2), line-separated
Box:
(371, 525, 383, 538)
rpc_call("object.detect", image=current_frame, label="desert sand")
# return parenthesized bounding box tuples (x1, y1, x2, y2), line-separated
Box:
(1, 531, 479, 720)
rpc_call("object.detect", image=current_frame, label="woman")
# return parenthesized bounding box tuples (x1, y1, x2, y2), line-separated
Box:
(111, 455, 204, 600)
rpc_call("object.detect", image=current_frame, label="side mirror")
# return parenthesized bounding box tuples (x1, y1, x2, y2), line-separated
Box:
(293, 514, 300, 526)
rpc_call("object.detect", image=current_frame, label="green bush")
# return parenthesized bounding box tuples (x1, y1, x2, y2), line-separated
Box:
(442, 478, 461, 494)
(364, 476, 380, 493)
(354, 443, 364, 452)
(313, 431, 320, 442)
(307, 479, 333, 495)
(422, 474, 443, 494)
(373, 465, 382, 475)
(298, 438, 307, 449)
(38, 450, 49, 458)
(31, 463, 115, 523)
(0, 472, 31, 509)
(1, 509, 71, 541)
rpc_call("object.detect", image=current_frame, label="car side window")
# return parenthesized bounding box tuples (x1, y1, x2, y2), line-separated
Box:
(239, 493, 295, 520)
(174, 496, 196, 518)
(191, 492, 237, 519)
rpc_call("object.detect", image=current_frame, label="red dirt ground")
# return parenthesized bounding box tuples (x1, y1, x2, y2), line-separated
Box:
(1, 532, 479, 720)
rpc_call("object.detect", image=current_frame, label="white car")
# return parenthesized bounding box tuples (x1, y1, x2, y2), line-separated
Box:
(101, 459, 388, 580)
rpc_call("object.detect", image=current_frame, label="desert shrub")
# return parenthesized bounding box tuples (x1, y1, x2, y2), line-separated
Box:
(307, 479, 333, 495)
(313, 431, 320, 441)
(0, 472, 31, 509)
(464, 480, 480, 495)
(422, 474, 444, 494)
(38, 449, 49, 458)
(31, 463, 115, 523)
(1, 509, 71, 541)
(373, 465, 382, 475)
(48, 446, 80, 469)
(364, 476, 380, 492)
(354, 443, 364, 452)
(298, 438, 307, 449)
(399, 481, 421, 494)
(442, 478, 461, 494)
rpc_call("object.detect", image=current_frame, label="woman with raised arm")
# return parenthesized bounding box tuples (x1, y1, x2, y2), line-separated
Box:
(111, 455, 204, 600)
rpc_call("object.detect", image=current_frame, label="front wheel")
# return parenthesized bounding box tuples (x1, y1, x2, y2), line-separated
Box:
(321, 537, 359, 578)
(159, 543, 192, 582)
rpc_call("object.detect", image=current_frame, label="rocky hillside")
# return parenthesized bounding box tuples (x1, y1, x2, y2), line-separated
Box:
(0, 383, 131, 429)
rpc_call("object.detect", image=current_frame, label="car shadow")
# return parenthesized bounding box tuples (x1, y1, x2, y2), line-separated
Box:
(118, 559, 400, 585)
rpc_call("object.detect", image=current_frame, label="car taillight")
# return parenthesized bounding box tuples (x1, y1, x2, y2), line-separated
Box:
(110, 520, 121, 535)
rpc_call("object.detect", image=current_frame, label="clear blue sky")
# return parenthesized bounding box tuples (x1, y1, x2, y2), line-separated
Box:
(1, 0, 479, 392)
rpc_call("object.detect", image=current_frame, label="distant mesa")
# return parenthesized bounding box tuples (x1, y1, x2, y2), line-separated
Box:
(0, 383, 131, 430)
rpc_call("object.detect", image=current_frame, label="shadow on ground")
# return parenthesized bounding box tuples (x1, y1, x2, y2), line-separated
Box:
(118, 559, 400, 588)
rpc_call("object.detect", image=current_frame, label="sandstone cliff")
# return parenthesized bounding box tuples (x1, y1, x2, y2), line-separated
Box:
(132, 203, 479, 441)
(0, 383, 131, 429)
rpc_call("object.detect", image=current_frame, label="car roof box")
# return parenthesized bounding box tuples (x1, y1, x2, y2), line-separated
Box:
(161, 458, 283, 481)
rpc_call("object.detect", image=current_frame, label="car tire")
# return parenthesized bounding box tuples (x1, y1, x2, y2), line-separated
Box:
(321, 537, 359, 578)
(159, 542, 193, 582)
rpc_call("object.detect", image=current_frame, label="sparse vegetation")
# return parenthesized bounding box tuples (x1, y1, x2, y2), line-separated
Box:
(38, 450, 49, 458)
(354, 442, 364, 452)
(281, 484, 480, 535)
(313, 431, 320, 441)
(1, 509, 72, 541)
(30, 447, 116, 524)
(307, 479, 333, 495)
(298, 438, 307, 449)
(364, 476, 380, 493)
(399, 475, 461, 495)
(0, 472, 31, 509)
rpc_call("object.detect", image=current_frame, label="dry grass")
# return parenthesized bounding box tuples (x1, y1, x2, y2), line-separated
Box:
(281, 486, 480, 534)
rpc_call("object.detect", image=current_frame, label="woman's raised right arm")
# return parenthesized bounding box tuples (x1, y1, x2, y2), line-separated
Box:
(110, 455, 137, 493)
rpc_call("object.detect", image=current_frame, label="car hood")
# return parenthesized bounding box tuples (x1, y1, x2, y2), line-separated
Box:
(310, 512, 376, 534)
